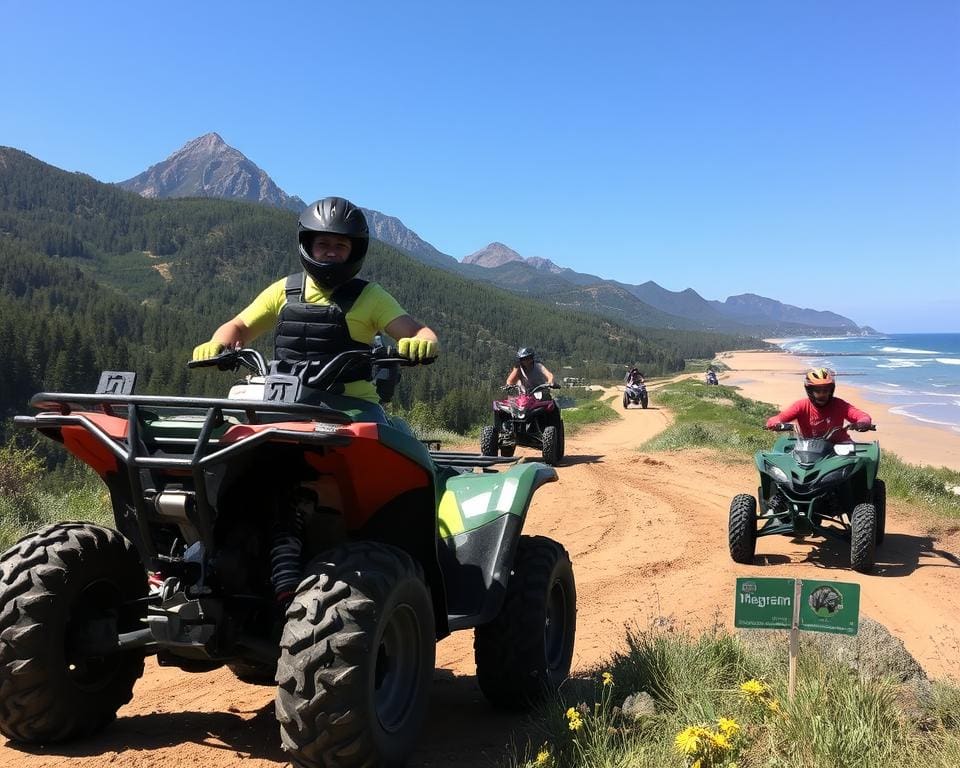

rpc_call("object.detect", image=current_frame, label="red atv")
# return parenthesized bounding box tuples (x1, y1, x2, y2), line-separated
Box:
(480, 383, 565, 466)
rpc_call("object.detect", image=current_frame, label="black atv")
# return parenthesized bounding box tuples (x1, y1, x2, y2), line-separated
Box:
(0, 347, 577, 768)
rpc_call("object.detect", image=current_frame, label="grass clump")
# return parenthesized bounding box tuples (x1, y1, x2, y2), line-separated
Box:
(505, 623, 960, 768)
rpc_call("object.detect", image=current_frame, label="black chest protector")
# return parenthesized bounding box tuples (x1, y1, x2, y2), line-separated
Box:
(273, 273, 372, 388)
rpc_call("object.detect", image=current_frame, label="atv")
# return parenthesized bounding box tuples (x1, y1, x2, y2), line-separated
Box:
(480, 383, 564, 466)
(0, 346, 577, 768)
(705, 370, 719, 386)
(622, 381, 648, 409)
(728, 422, 885, 573)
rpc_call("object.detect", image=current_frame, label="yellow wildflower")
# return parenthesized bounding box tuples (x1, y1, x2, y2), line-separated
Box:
(710, 731, 731, 751)
(534, 747, 551, 766)
(675, 726, 702, 755)
(566, 707, 584, 732)
(739, 679, 766, 698)
(717, 717, 740, 737)
(602, 671, 614, 687)
(767, 698, 782, 714)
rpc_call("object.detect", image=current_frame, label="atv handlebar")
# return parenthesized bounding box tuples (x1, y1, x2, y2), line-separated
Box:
(766, 422, 877, 435)
(501, 383, 560, 394)
(188, 345, 425, 388)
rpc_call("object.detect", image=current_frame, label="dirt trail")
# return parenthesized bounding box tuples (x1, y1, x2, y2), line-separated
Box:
(4, 391, 959, 768)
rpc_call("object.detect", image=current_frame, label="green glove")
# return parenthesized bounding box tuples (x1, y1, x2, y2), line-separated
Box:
(397, 338, 438, 362)
(192, 340, 225, 362)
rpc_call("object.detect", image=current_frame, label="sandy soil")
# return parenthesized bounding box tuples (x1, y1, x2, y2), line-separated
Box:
(3, 388, 959, 768)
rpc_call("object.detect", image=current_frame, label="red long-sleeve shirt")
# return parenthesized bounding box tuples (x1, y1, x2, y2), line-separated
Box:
(765, 397, 872, 442)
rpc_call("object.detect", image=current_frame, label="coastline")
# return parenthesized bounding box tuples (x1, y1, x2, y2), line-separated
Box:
(717, 347, 960, 473)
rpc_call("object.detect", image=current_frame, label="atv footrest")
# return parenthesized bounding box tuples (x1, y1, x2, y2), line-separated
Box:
(429, 451, 520, 468)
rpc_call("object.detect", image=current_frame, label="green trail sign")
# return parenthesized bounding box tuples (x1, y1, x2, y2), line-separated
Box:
(799, 580, 860, 636)
(734, 577, 795, 629)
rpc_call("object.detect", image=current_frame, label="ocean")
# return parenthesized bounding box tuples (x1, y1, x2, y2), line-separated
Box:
(777, 334, 960, 435)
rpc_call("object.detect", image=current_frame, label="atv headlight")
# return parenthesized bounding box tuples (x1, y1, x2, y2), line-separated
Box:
(769, 465, 789, 483)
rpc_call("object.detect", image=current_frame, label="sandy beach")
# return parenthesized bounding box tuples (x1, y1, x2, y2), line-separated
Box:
(718, 348, 960, 473)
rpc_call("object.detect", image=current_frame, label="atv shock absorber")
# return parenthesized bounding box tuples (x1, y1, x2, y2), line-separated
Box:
(270, 507, 304, 603)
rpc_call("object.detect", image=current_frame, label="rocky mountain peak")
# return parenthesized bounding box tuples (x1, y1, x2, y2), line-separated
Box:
(117, 133, 304, 212)
(462, 242, 524, 268)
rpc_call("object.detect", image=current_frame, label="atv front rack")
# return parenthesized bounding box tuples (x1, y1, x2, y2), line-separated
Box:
(428, 450, 522, 468)
(15, 392, 356, 561)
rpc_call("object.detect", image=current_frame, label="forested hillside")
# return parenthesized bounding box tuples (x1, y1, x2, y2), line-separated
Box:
(0, 147, 762, 441)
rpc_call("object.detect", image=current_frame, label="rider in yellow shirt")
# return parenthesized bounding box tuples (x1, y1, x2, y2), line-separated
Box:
(192, 197, 439, 406)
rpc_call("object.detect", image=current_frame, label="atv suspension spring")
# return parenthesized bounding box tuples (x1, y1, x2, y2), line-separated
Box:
(270, 508, 304, 603)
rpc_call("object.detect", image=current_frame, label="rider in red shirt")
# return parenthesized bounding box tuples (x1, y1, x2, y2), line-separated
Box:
(765, 368, 872, 442)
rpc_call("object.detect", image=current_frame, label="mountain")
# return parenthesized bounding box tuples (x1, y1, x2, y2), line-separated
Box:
(117, 134, 866, 336)
(463, 242, 524, 268)
(712, 293, 859, 331)
(118, 133, 305, 211)
(361, 209, 458, 269)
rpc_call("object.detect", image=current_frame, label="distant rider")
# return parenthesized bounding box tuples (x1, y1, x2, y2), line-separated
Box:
(625, 367, 645, 386)
(506, 347, 556, 393)
(765, 368, 872, 442)
(191, 197, 439, 409)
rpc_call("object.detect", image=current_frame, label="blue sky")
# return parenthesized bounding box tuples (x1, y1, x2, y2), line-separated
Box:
(3, 1, 958, 332)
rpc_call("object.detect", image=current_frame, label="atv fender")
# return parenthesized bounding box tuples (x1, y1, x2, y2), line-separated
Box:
(436, 462, 557, 631)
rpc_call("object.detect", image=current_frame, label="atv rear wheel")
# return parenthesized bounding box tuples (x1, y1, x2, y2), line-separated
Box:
(0, 522, 147, 743)
(474, 536, 576, 708)
(542, 425, 561, 466)
(850, 503, 877, 573)
(480, 425, 498, 457)
(728, 494, 757, 564)
(276, 542, 435, 768)
(873, 480, 886, 545)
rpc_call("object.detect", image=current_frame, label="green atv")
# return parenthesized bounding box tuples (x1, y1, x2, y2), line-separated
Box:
(728, 422, 885, 573)
(0, 347, 577, 768)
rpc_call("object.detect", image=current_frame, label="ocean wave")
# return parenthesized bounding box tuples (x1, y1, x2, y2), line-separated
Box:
(936, 358, 960, 366)
(877, 359, 924, 369)
(889, 404, 960, 429)
(876, 346, 942, 354)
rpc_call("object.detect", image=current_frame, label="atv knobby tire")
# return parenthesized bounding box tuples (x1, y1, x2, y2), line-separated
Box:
(850, 503, 877, 573)
(275, 542, 435, 768)
(622, 392, 630, 410)
(728, 494, 757, 564)
(542, 425, 561, 466)
(0, 522, 147, 743)
(474, 535, 576, 709)
(480, 425, 498, 457)
(640, 391, 649, 409)
(873, 479, 886, 545)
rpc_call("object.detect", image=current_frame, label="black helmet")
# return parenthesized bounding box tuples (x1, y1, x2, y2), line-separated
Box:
(298, 197, 369, 290)
(516, 347, 535, 362)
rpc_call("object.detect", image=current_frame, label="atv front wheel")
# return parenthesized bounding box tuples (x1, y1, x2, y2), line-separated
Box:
(622, 392, 629, 409)
(542, 425, 561, 466)
(640, 391, 649, 409)
(474, 536, 576, 708)
(873, 480, 886, 545)
(276, 542, 435, 768)
(850, 503, 877, 573)
(480, 425, 498, 457)
(728, 494, 757, 564)
(0, 522, 147, 743)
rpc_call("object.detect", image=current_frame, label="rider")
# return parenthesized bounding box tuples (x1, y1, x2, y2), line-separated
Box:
(765, 368, 872, 442)
(506, 347, 555, 393)
(625, 367, 645, 386)
(191, 197, 439, 408)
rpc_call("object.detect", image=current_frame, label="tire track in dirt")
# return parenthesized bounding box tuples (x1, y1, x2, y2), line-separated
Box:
(3, 391, 958, 768)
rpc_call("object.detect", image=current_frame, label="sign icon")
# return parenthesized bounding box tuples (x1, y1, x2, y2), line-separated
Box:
(96, 371, 136, 395)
